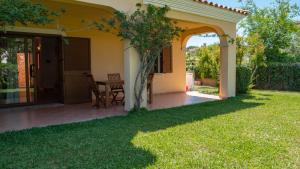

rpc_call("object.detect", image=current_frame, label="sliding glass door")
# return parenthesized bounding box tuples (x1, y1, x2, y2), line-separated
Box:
(0, 36, 35, 106)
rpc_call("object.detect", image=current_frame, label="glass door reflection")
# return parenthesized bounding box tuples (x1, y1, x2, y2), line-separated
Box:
(0, 37, 34, 106)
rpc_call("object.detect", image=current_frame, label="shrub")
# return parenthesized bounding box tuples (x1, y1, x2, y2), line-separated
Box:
(254, 63, 300, 91)
(0, 63, 18, 89)
(236, 66, 252, 94)
(194, 44, 220, 80)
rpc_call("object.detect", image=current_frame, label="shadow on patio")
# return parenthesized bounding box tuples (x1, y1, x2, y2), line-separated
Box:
(0, 94, 263, 169)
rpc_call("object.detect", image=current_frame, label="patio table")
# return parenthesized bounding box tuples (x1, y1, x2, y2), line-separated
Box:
(96, 80, 124, 108)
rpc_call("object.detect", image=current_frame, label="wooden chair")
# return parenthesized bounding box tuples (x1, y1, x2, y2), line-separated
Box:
(107, 73, 125, 104)
(84, 73, 106, 108)
(147, 73, 154, 104)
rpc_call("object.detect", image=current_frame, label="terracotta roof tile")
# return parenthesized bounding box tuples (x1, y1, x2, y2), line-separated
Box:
(193, 0, 249, 15)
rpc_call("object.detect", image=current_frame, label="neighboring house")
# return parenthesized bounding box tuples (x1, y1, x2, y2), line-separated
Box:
(0, 0, 247, 111)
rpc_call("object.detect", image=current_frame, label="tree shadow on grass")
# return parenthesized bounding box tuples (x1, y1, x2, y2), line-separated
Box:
(0, 95, 264, 169)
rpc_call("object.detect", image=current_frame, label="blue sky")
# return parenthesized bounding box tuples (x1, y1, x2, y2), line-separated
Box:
(187, 0, 300, 47)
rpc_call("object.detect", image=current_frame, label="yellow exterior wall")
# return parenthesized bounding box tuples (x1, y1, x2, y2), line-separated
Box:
(31, 1, 125, 82)
(68, 30, 124, 81)
(12, 0, 240, 97)
(27, 1, 203, 95)
(152, 40, 186, 94)
(152, 18, 236, 95)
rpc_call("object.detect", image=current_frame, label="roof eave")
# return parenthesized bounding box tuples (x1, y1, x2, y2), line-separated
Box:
(144, 0, 248, 23)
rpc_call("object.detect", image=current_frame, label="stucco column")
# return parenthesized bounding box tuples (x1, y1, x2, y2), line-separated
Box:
(219, 35, 236, 98)
(124, 40, 147, 111)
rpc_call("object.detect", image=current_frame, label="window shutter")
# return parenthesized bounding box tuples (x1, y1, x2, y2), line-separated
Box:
(162, 46, 172, 73)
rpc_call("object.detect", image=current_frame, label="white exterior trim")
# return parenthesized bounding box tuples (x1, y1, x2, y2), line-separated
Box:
(143, 0, 246, 23)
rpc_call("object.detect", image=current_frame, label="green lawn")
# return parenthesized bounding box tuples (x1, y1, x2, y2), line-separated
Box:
(1, 90, 299, 169)
(193, 85, 219, 95)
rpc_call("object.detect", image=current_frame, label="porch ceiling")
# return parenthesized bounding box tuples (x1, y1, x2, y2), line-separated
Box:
(36, 0, 117, 32)
(54, 0, 116, 12)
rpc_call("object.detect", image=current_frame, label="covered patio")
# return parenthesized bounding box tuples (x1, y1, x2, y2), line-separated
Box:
(0, 92, 219, 133)
(0, 0, 246, 133)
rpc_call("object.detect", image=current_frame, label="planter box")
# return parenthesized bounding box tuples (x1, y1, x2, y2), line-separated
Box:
(200, 78, 217, 87)
(194, 80, 201, 86)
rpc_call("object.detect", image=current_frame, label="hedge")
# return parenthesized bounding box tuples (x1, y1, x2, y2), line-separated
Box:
(254, 63, 300, 91)
(236, 66, 252, 94)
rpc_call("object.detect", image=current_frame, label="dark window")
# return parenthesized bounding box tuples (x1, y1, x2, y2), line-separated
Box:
(154, 46, 172, 73)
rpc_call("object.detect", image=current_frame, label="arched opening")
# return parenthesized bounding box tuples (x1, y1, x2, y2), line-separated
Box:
(185, 33, 220, 96)
(181, 25, 229, 99)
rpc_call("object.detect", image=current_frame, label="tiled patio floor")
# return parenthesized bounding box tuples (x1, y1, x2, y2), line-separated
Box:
(148, 91, 220, 110)
(0, 91, 219, 133)
(0, 103, 126, 133)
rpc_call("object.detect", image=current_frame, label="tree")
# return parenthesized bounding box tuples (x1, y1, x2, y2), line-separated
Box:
(194, 44, 220, 80)
(186, 46, 199, 72)
(236, 34, 266, 81)
(246, 35, 265, 65)
(0, 0, 61, 31)
(236, 36, 247, 66)
(240, 0, 300, 62)
(94, 4, 183, 110)
(288, 31, 300, 61)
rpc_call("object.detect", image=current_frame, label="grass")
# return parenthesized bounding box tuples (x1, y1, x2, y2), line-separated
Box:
(0, 90, 299, 169)
(193, 85, 219, 95)
(0, 88, 34, 93)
